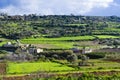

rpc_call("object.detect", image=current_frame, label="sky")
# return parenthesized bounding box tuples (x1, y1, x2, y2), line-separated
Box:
(0, 0, 120, 16)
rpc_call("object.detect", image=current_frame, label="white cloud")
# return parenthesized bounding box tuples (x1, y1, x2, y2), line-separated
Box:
(0, 0, 115, 15)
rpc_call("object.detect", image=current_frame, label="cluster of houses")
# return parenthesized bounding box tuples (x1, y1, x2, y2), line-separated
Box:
(2, 41, 43, 54)
(71, 47, 92, 54)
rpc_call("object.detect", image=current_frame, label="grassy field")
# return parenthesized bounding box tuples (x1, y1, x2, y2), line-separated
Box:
(0, 38, 8, 46)
(95, 35, 120, 39)
(79, 59, 120, 71)
(21, 36, 95, 41)
(7, 60, 120, 75)
(7, 62, 74, 74)
(0, 41, 6, 46)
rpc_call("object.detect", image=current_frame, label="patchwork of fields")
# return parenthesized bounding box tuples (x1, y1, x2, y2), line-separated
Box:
(20, 35, 120, 49)
(0, 35, 120, 78)
(0, 35, 119, 49)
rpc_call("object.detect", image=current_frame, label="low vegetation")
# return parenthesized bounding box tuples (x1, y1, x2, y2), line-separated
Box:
(31, 73, 120, 80)
(7, 62, 74, 74)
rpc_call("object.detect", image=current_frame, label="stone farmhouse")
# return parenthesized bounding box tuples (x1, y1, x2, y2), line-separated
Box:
(1, 41, 43, 54)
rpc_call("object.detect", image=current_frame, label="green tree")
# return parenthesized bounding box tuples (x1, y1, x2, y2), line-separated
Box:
(67, 53, 78, 65)
(79, 55, 89, 66)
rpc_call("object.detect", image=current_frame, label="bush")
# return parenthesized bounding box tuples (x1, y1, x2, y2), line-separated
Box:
(98, 67, 104, 70)
(86, 52, 119, 59)
(79, 55, 89, 66)
(38, 55, 46, 61)
(105, 53, 120, 60)
(86, 52, 106, 59)
(0, 50, 8, 54)
(67, 53, 78, 65)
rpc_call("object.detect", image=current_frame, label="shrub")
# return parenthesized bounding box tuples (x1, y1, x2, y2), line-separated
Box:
(105, 53, 120, 60)
(86, 52, 106, 59)
(79, 55, 89, 66)
(97, 67, 104, 70)
(67, 53, 78, 65)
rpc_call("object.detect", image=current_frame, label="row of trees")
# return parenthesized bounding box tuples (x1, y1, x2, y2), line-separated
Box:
(99, 38, 120, 48)
(0, 47, 90, 67)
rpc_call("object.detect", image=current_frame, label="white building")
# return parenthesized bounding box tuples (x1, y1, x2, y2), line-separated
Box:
(35, 49, 43, 53)
(82, 49, 92, 54)
(28, 48, 43, 54)
(3, 42, 15, 47)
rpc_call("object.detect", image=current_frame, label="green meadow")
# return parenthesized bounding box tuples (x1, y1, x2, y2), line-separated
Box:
(95, 35, 120, 39)
(7, 62, 74, 74)
(7, 60, 120, 75)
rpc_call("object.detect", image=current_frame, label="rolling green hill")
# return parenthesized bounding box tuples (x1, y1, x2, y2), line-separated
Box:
(0, 15, 120, 39)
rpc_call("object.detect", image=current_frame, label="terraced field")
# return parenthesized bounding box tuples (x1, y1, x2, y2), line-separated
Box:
(6, 60, 120, 75)
(20, 35, 120, 49)
(7, 62, 74, 74)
